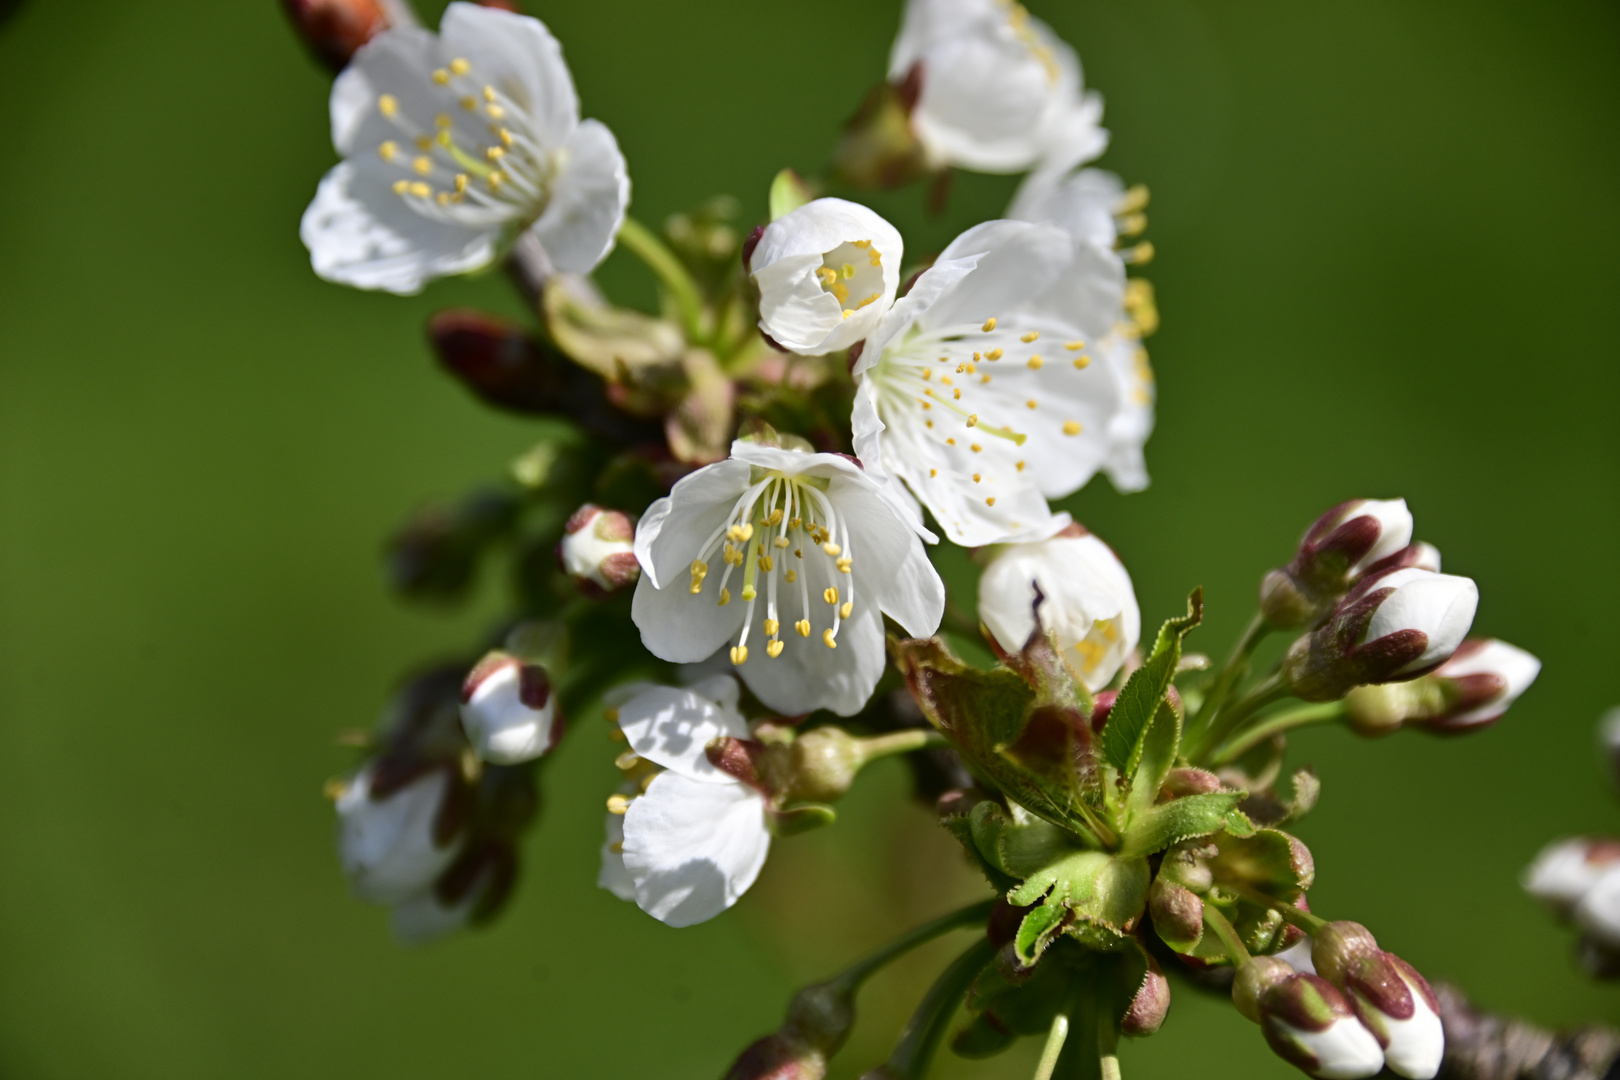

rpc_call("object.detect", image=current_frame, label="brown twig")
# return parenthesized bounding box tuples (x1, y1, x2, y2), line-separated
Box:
(1434, 982, 1620, 1080)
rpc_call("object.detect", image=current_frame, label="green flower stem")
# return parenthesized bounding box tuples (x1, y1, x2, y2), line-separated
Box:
(1191, 613, 1270, 731)
(857, 728, 948, 766)
(831, 899, 995, 993)
(615, 216, 707, 344)
(1032, 1008, 1072, 1080)
(1210, 701, 1348, 768)
(1053, 978, 1103, 1080)
(1096, 981, 1123, 1080)
(1187, 672, 1290, 763)
(870, 936, 996, 1080)
(1230, 885, 1329, 935)
(1203, 904, 1253, 965)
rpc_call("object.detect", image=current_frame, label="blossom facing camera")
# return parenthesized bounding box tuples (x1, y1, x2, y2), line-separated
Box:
(611, 677, 772, 927)
(1283, 568, 1479, 702)
(1258, 973, 1386, 1079)
(336, 762, 464, 904)
(851, 218, 1126, 546)
(459, 651, 562, 764)
(301, 2, 630, 294)
(887, 0, 1107, 175)
(631, 440, 943, 717)
(1261, 499, 1415, 628)
(557, 504, 640, 597)
(977, 523, 1140, 691)
(1523, 837, 1620, 914)
(747, 199, 904, 356)
(282, 0, 389, 72)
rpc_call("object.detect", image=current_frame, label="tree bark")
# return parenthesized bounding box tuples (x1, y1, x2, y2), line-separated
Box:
(1434, 982, 1620, 1080)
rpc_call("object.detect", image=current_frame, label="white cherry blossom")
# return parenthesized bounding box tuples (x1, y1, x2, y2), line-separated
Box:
(632, 441, 944, 716)
(888, 0, 1107, 174)
(852, 217, 1125, 546)
(748, 199, 904, 355)
(301, 2, 629, 294)
(977, 524, 1140, 690)
(335, 763, 461, 904)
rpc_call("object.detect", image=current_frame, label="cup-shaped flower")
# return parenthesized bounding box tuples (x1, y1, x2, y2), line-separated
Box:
(1261, 499, 1416, 628)
(608, 676, 771, 927)
(335, 761, 464, 903)
(852, 218, 1126, 545)
(1283, 568, 1479, 702)
(1258, 973, 1386, 1079)
(977, 523, 1140, 690)
(887, 0, 1106, 174)
(747, 199, 904, 356)
(1523, 837, 1620, 914)
(631, 440, 944, 716)
(557, 503, 640, 597)
(458, 650, 561, 764)
(301, 2, 630, 294)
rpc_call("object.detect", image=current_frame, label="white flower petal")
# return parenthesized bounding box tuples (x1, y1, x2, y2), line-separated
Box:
(1021, 240, 1126, 345)
(390, 887, 476, 945)
(336, 767, 461, 905)
(631, 571, 748, 664)
(1576, 867, 1620, 949)
(526, 118, 629, 274)
(859, 253, 986, 367)
(1524, 838, 1620, 912)
(598, 812, 637, 902)
(439, 2, 579, 147)
(633, 458, 753, 590)
(1362, 570, 1479, 673)
(1008, 166, 1127, 250)
(830, 475, 945, 638)
(337, 26, 442, 157)
(622, 772, 771, 927)
(915, 220, 1073, 333)
(750, 199, 904, 355)
(616, 679, 750, 781)
(301, 163, 498, 295)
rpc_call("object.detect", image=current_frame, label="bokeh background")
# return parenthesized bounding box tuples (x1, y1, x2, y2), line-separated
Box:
(1, 0, 1616, 1076)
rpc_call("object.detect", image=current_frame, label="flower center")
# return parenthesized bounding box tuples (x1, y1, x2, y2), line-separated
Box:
(816, 239, 886, 320)
(371, 57, 555, 227)
(685, 473, 858, 665)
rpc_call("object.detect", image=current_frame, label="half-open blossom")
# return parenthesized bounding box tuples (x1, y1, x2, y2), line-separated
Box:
(610, 677, 771, 927)
(748, 199, 904, 355)
(887, 0, 1106, 174)
(977, 523, 1140, 690)
(335, 762, 463, 903)
(458, 651, 561, 764)
(301, 2, 629, 294)
(632, 440, 943, 716)
(852, 218, 1126, 546)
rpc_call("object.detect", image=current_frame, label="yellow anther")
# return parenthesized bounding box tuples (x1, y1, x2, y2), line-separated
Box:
(449, 57, 471, 76)
(639, 772, 657, 793)
(785, 569, 797, 583)
(857, 292, 882, 309)
(1118, 213, 1148, 236)
(609, 840, 624, 854)
(966, 414, 978, 427)
(608, 727, 627, 742)
(972, 473, 982, 483)
(1027, 355, 1044, 369)
(1124, 241, 1155, 265)
(1016, 461, 1026, 472)
(498, 128, 514, 148)
(1065, 340, 1087, 351)
(408, 182, 431, 197)
(840, 601, 853, 618)
(435, 113, 452, 128)
(824, 587, 839, 605)
(718, 588, 731, 607)
(953, 389, 962, 400)
(946, 437, 957, 446)
(822, 542, 841, 556)
(766, 640, 785, 658)
(941, 375, 954, 385)
(986, 349, 1004, 361)
(378, 140, 399, 161)
(432, 68, 451, 85)
(766, 509, 783, 526)
(1026, 399, 1038, 409)
(483, 85, 497, 102)
(488, 172, 505, 190)
(929, 468, 938, 478)
(455, 174, 469, 194)
(925, 419, 934, 428)
(730, 645, 749, 665)
(774, 535, 790, 549)
(378, 94, 399, 117)
(1119, 183, 1151, 214)
(1073, 355, 1091, 369)
(971, 443, 983, 453)
(413, 156, 433, 175)
(823, 629, 838, 649)
(1063, 420, 1083, 435)
(322, 777, 348, 801)
(794, 549, 803, 559)
(758, 555, 774, 572)
(842, 309, 854, 319)
(461, 95, 478, 110)
(981, 374, 992, 384)
(486, 104, 505, 119)
(837, 557, 852, 573)
(986, 497, 997, 506)
(603, 707, 621, 723)
(416, 135, 434, 151)
(392, 179, 410, 194)
(487, 146, 505, 160)
(841, 262, 856, 279)
(614, 750, 641, 771)
(606, 794, 632, 815)
(796, 619, 811, 637)
(921, 402, 932, 410)
(982, 317, 998, 332)
(1021, 331, 1040, 343)
(972, 352, 981, 362)
(764, 619, 780, 637)
(436, 192, 451, 206)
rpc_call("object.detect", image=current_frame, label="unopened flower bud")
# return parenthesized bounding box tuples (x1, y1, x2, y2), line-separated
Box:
(722, 976, 858, 1080)
(391, 839, 517, 945)
(335, 761, 464, 904)
(1149, 875, 1205, 952)
(782, 726, 867, 804)
(459, 652, 562, 764)
(1364, 543, 1442, 576)
(1418, 639, 1540, 732)
(1233, 956, 1296, 1023)
(1338, 951, 1443, 1079)
(1523, 837, 1620, 914)
(828, 66, 929, 190)
(557, 504, 640, 597)
(1576, 867, 1620, 950)
(1283, 569, 1478, 702)
(1122, 957, 1171, 1036)
(1258, 973, 1386, 1079)
(281, 0, 388, 72)
(1261, 499, 1414, 629)
(386, 490, 521, 602)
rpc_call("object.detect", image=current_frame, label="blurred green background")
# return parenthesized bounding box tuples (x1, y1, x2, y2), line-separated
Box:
(1, 0, 1616, 1076)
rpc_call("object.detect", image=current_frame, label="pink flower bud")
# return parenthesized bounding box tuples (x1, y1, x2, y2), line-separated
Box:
(281, 0, 388, 72)
(1523, 837, 1620, 914)
(459, 652, 562, 764)
(1121, 957, 1172, 1036)
(1259, 973, 1386, 1079)
(557, 504, 640, 597)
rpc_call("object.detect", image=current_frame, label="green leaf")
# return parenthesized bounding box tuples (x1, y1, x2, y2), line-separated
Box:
(768, 168, 813, 220)
(1223, 809, 1257, 838)
(1124, 699, 1183, 826)
(1014, 899, 1070, 966)
(1119, 791, 1244, 859)
(942, 800, 1018, 892)
(1101, 589, 1204, 775)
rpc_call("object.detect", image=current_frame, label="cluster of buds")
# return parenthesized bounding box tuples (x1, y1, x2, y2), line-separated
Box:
(1234, 922, 1444, 1079)
(332, 665, 538, 942)
(556, 504, 639, 598)
(1260, 499, 1421, 629)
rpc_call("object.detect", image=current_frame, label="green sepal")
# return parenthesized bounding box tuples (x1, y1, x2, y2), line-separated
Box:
(1223, 809, 1257, 838)
(1101, 589, 1204, 775)
(1014, 898, 1070, 967)
(943, 801, 1019, 892)
(1119, 791, 1245, 859)
(1006, 851, 1150, 944)
(1191, 828, 1315, 962)
(768, 168, 814, 220)
(767, 802, 836, 836)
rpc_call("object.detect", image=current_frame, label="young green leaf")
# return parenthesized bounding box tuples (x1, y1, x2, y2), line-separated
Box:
(1101, 589, 1204, 775)
(1124, 699, 1183, 826)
